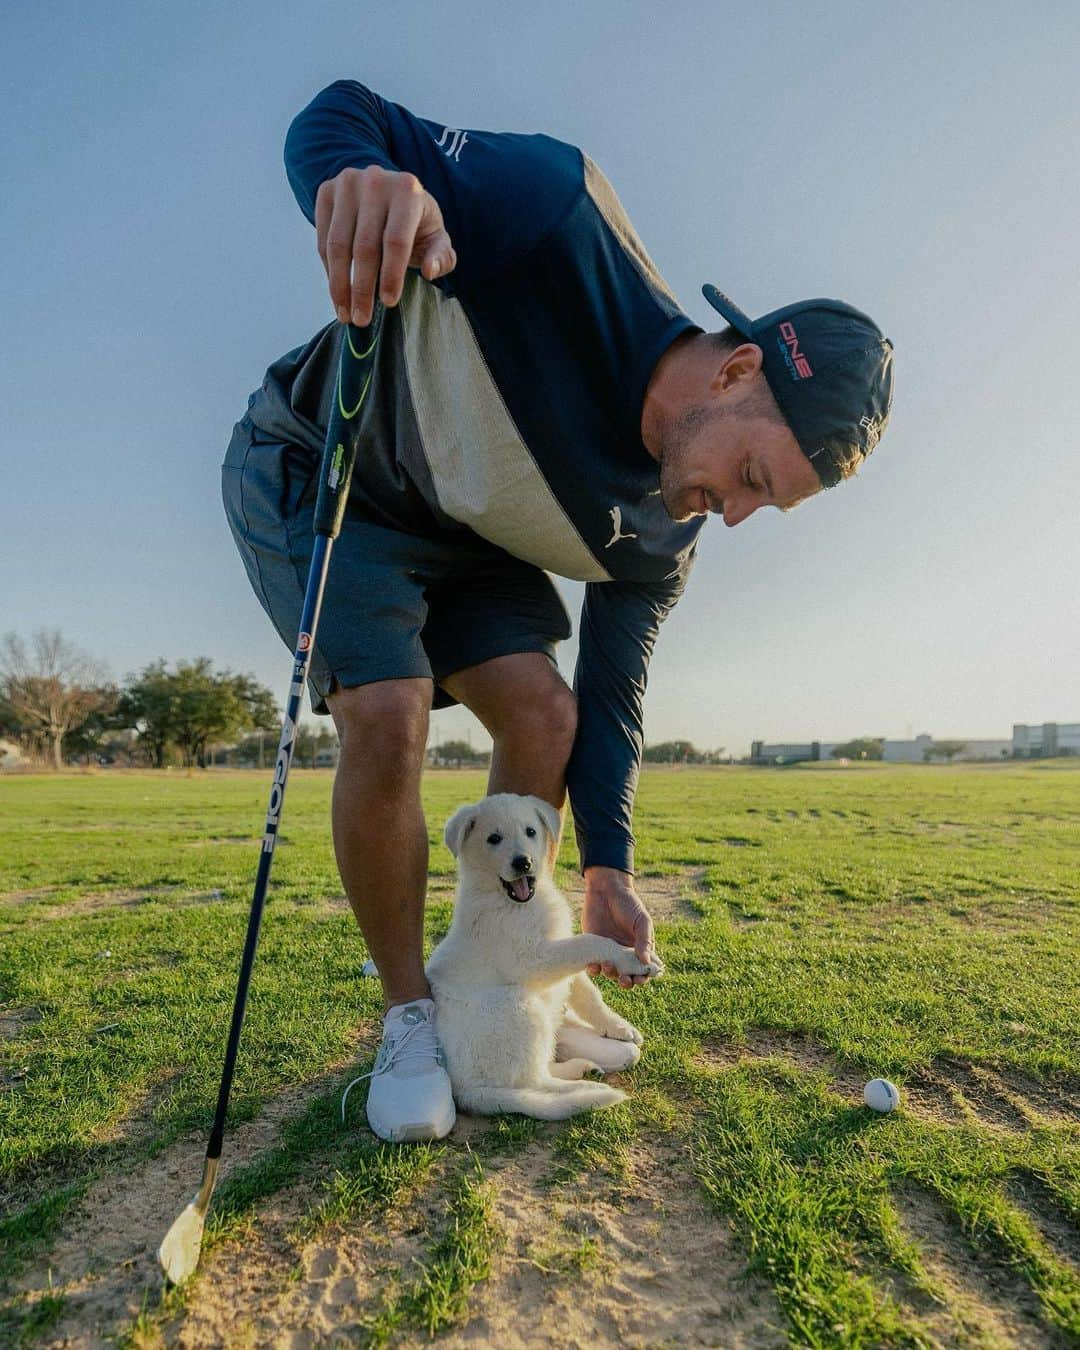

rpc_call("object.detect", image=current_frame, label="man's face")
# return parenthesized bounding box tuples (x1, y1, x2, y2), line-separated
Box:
(658, 386, 822, 527)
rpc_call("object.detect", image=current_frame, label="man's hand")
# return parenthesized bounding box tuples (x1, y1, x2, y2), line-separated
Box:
(315, 165, 457, 328)
(582, 866, 662, 989)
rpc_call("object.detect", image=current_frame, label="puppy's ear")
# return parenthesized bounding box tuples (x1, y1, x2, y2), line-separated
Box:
(444, 803, 478, 857)
(527, 796, 562, 849)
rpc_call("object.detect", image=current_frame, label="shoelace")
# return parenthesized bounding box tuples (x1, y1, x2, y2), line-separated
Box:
(340, 1016, 443, 1124)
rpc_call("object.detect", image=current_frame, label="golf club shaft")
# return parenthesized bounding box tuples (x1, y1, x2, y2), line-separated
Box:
(205, 305, 384, 1161)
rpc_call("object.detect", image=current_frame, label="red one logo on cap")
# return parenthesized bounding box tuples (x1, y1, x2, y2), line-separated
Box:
(779, 322, 813, 379)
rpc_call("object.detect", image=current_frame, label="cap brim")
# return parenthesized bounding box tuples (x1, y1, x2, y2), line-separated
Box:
(701, 285, 756, 338)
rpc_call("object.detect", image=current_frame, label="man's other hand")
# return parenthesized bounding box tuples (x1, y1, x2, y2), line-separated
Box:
(315, 165, 457, 328)
(582, 866, 662, 989)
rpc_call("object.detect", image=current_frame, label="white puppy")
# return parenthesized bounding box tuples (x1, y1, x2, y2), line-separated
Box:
(426, 793, 661, 1120)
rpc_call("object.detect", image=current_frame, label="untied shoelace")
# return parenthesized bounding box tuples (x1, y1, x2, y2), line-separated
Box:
(340, 1013, 443, 1124)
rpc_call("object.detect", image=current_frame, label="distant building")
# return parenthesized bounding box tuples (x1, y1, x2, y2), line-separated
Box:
(1013, 723, 1080, 758)
(882, 735, 933, 763)
(0, 739, 23, 769)
(952, 739, 1012, 760)
(750, 741, 821, 765)
(750, 734, 1014, 764)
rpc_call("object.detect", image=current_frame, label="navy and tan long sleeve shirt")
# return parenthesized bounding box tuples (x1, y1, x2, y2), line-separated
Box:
(252, 80, 705, 873)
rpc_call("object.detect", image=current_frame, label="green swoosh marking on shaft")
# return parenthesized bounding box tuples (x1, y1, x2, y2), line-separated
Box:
(346, 327, 379, 360)
(337, 367, 373, 421)
(337, 319, 379, 419)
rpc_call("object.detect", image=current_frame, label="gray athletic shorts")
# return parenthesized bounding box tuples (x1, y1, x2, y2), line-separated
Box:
(221, 413, 573, 714)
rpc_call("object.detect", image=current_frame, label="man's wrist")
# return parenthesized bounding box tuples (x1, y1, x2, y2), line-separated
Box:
(584, 864, 633, 892)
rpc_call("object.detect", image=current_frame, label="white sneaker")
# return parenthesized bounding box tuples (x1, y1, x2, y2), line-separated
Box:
(341, 999, 456, 1143)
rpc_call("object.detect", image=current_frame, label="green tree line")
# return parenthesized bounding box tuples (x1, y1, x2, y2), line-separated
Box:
(1, 630, 280, 769)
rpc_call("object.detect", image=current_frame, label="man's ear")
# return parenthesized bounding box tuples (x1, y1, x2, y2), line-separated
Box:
(714, 341, 764, 394)
(444, 803, 478, 857)
(528, 796, 562, 849)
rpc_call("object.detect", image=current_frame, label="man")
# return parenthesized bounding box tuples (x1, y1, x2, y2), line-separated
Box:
(222, 81, 894, 1143)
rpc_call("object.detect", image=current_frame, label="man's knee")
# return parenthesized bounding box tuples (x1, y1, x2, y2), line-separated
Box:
(328, 679, 431, 770)
(500, 668, 578, 758)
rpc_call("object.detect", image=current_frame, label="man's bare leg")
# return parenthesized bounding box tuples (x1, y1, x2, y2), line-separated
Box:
(327, 678, 433, 1012)
(440, 653, 577, 869)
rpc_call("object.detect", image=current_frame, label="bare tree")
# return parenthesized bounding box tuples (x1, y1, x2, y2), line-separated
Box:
(0, 630, 113, 770)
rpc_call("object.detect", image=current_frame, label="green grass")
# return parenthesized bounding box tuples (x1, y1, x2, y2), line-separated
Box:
(2, 763, 1079, 1344)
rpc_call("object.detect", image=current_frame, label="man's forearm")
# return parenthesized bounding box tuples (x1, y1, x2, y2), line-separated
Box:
(284, 81, 397, 225)
(567, 572, 690, 874)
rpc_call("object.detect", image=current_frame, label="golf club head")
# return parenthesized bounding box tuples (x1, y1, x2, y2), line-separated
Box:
(158, 1199, 207, 1284)
(158, 1155, 218, 1284)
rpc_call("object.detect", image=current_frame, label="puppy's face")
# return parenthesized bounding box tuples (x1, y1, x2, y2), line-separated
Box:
(444, 793, 561, 905)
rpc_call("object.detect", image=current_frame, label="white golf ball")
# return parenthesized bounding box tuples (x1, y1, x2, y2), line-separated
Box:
(863, 1078, 901, 1113)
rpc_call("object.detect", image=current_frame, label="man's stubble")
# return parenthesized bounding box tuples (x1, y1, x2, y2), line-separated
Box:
(657, 401, 725, 522)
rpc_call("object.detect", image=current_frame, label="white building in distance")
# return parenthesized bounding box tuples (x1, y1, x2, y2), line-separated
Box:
(751, 734, 1015, 764)
(1013, 723, 1080, 757)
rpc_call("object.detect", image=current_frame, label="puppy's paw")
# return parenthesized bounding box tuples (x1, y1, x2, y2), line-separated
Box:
(603, 1017, 644, 1046)
(600, 1038, 641, 1071)
(550, 1057, 602, 1080)
(611, 948, 664, 980)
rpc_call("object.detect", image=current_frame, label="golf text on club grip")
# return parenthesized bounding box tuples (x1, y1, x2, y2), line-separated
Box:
(262, 713, 298, 852)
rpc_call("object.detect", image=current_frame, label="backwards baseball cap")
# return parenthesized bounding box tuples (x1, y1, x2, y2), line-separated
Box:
(702, 285, 894, 489)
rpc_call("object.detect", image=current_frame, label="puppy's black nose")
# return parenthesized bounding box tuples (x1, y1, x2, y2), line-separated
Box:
(512, 854, 533, 876)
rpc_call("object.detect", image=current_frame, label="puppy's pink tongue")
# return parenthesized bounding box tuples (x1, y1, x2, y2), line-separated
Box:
(511, 877, 531, 901)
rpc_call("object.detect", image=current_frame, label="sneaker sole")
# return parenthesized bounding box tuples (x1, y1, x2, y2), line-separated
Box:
(367, 1102, 457, 1144)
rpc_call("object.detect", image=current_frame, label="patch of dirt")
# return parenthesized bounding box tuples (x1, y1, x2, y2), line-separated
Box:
(0, 886, 58, 907)
(23, 888, 228, 922)
(893, 1186, 1071, 1348)
(440, 1138, 785, 1349)
(169, 1133, 786, 1349)
(0, 1005, 42, 1040)
(1008, 1175, 1080, 1272)
(695, 1029, 869, 1104)
(180, 1148, 454, 1347)
(184, 836, 258, 848)
(9, 1062, 364, 1348)
(932, 1058, 1080, 1132)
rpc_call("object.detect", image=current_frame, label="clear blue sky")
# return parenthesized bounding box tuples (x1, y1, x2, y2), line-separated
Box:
(4, 0, 1078, 755)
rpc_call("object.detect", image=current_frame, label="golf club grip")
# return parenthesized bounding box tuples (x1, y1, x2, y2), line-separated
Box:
(312, 304, 385, 539)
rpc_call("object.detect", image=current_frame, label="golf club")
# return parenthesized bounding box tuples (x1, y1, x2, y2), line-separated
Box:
(158, 304, 385, 1284)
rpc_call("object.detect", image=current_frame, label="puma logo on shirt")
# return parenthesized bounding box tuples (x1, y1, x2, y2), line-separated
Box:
(605, 506, 639, 547)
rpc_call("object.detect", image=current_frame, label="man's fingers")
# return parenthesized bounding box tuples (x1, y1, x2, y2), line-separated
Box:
(349, 204, 386, 327)
(586, 963, 601, 976)
(421, 238, 456, 281)
(379, 184, 424, 308)
(634, 911, 656, 966)
(324, 193, 365, 324)
(316, 169, 454, 325)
